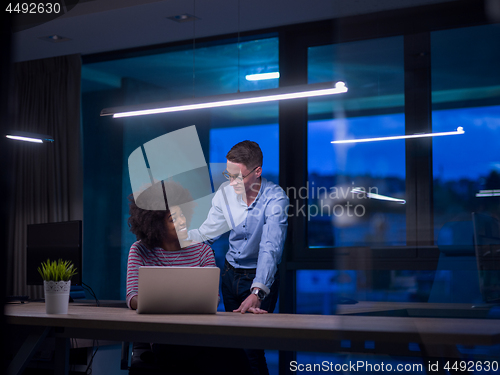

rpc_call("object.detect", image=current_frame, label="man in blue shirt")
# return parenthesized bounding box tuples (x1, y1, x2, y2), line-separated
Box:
(188, 140, 289, 374)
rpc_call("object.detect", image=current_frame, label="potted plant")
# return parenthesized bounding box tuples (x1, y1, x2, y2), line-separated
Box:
(38, 259, 78, 314)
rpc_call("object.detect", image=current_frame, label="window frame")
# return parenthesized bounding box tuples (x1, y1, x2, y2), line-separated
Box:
(278, 2, 496, 275)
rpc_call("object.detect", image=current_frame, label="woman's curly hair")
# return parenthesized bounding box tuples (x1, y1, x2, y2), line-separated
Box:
(128, 181, 195, 250)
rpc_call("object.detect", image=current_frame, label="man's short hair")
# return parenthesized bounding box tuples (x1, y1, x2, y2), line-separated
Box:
(226, 141, 263, 169)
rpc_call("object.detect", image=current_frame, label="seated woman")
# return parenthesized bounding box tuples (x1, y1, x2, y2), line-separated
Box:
(126, 181, 250, 375)
(127, 181, 215, 310)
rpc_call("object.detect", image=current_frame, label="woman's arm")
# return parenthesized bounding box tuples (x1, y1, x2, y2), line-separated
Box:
(199, 243, 217, 267)
(126, 242, 145, 309)
(129, 295, 138, 310)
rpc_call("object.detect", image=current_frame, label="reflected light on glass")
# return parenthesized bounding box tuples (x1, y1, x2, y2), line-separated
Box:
(352, 187, 406, 204)
(245, 72, 280, 81)
(6, 135, 43, 143)
(105, 81, 348, 118)
(332, 127, 464, 144)
(476, 189, 500, 197)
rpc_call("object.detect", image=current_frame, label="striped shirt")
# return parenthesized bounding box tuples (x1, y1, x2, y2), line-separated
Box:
(126, 240, 216, 309)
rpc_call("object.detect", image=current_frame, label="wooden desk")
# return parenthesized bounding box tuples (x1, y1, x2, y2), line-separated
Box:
(6, 302, 500, 374)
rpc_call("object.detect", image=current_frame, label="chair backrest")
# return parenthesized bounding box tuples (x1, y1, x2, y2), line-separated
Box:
(472, 212, 500, 303)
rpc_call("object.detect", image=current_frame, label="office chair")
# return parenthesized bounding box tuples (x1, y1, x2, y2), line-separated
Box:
(122, 342, 167, 375)
(121, 341, 252, 375)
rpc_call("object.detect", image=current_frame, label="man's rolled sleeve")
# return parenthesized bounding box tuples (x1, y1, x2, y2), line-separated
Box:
(188, 191, 229, 245)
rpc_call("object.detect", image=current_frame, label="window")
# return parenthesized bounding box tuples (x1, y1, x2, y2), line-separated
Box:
(210, 123, 279, 182)
(432, 24, 500, 243)
(427, 24, 500, 304)
(307, 36, 406, 248)
(81, 36, 279, 300)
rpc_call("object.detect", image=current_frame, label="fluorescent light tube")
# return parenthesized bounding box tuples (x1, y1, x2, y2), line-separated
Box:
(352, 187, 406, 204)
(245, 72, 280, 81)
(6, 135, 43, 143)
(6, 131, 54, 143)
(101, 81, 347, 118)
(331, 127, 464, 144)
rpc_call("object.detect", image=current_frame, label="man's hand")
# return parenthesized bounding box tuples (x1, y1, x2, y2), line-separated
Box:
(233, 294, 268, 314)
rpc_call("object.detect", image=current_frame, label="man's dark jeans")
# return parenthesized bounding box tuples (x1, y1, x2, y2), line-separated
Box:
(221, 261, 280, 375)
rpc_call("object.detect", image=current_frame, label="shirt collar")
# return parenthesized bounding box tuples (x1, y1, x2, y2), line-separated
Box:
(235, 177, 266, 207)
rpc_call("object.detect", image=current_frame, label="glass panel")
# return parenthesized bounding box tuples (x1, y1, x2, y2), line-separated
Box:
(115, 103, 280, 309)
(296, 267, 484, 314)
(210, 123, 279, 181)
(82, 37, 279, 100)
(82, 37, 279, 300)
(431, 24, 500, 305)
(432, 24, 500, 231)
(307, 36, 406, 248)
(296, 269, 437, 315)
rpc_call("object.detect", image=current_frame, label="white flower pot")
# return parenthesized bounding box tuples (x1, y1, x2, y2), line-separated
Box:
(44, 280, 71, 314)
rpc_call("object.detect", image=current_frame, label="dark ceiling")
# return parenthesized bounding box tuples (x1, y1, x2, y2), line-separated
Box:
(12, 0, 456, 62)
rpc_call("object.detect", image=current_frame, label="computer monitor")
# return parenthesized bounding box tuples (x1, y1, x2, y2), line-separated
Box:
(26, 220, 82, 286)
(472, 213, 500, 303)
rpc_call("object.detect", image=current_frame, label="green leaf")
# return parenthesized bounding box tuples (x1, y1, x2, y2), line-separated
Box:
(38, 259, 78, 282)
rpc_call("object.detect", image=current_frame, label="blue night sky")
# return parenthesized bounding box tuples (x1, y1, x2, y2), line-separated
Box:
(309, 105, 500, 181)
(210, 105, 500, 183)
(308, 114, 406, 179)
(433, 105, 500, 181)
(210, 124, 280, 177)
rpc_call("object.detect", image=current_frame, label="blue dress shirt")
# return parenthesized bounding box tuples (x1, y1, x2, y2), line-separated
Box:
(188, 177, 289, 295)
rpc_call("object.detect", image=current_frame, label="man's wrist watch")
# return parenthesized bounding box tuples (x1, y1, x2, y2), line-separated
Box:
(251, 288, 266, 301)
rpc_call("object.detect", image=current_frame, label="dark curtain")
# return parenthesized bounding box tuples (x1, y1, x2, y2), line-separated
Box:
(1, 8, 13, 372)
(7, 54, 83, 299)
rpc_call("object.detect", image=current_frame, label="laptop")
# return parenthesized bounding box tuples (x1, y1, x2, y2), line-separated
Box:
(136, 266, 220, 314)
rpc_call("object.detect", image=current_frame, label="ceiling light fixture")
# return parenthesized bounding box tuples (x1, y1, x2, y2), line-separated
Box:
(6, 131, 54, 143)
(246, 72, 280, 81)
(101, 81, 348, 118)
(6, 135, 43, 143)
(39, 34, 71, 43)
(331, 127, 464, 144)
(167, 13, 199, 23)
